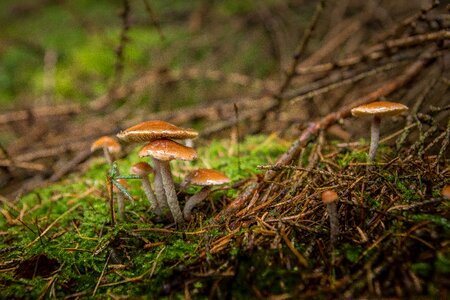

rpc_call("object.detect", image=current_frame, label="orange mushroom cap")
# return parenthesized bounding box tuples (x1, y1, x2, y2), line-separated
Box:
(138, 139, 197, 161)
(113, 178, 128, 192)
(351, 101, 408, 117)
(322, 190, 338, 204)
(117, 120, 198, 143)
(185, 169, 230, 186)
(130, 162, 154, 176)
(91, 136, 121, 153)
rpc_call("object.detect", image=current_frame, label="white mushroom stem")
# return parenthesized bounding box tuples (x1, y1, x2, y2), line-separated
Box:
(140, 176, 161, 215)
(116, 193, 125, 221)
(103, 147, 114, 165)
(152, 158, 169, 213)
(326, 202, 339, 246)
(154, 159, 185, 225)
(183, 187, 211, 221)
(369, 116, 381, 162)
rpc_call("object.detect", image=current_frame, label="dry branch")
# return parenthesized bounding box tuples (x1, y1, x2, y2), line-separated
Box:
(296, 30, 449, 75)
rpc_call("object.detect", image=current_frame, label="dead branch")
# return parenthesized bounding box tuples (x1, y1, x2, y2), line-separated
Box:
(296, 30, 449, 75)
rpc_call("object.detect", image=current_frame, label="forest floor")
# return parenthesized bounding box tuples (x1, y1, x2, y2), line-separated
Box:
(0, 0, 449, 298)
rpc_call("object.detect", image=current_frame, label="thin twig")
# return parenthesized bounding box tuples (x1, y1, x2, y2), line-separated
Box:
(141, 0, 164, 40)
(26, 203, 81, 248)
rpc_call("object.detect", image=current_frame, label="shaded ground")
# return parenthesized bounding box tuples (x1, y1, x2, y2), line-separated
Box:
(0, 0, 449, 298)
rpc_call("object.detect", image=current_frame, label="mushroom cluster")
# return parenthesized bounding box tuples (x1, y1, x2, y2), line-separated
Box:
(138, 139, 197, 225)
(117, 120, 199, 225)
(89, 120, 231, 227)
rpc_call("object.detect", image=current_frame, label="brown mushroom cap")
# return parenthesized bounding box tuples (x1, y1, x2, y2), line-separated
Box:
(322, 190, 338, 204)
(117, 120, 198, 143)
(113, 179, 128, 192)
(138, 139, 197, 161)
(185, 169, 231, 186)
(442, 185, 450, 199)
(130, 162, 154, 176)
(91, 136, 121, 153)
(351, 101, 408, 117)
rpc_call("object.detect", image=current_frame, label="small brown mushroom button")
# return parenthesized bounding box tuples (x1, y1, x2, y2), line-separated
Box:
(321, 190, 339, 246)
(91, 136, 121, 165)
(182, 169, 230, 221)
(185, 169, 231, 186)
(351, 101, 408, 161)
(442, 185, 450, 199)
(117, 120, 198, 143)
(130, 162, 162, 215)
(139, 139, 198, 226)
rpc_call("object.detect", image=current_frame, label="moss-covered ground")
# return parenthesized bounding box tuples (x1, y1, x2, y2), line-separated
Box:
(0, 135, 290, 298)
(1, 134, 448, 298)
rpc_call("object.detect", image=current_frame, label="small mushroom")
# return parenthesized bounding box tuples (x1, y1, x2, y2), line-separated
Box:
(113, 179, 129, 221)
(182, 169, 230, 221)
(442, 185, 450, 199)
(91, 136, 121, 165)
(130, 162, 163, 215)
(139, 139, 197, 226)
(322, 190, 339, 246)
(351, 101, 408, 161)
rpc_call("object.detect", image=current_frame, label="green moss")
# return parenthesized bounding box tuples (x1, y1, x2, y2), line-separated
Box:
(188, 134, 288, 182)
(411, 214, 450, 231)
(231, 249, 299, 297)
(0, 134, 287, 298)
(435, 252, 450, 274)
(412, 262, 432, 277)
(342, 243, 363, 263)
(337, 149, 368, 168)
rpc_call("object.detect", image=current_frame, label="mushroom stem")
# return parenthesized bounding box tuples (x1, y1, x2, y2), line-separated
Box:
(116, 193, 125, 221)
(369, 116, 381, 161)
(140, 176, 161, 215)
(103, 147, 114, 165)
(179, 178, 190, 191)
(154, 159, 184, 225)
(326, 202, 339, 246)
(152, 158, 169, 214)
(183, 186, 211, 221)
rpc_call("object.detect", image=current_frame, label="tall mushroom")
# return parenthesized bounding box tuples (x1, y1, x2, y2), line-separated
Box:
(139, 139, 197, 226)
(130, 162, 162, 215)
(322, 190, 339, 246)
(351, 101, 408, 161)
(182, 169, 230, 221)
(91, 136, 121, 165)
(116, 120, 198, 217)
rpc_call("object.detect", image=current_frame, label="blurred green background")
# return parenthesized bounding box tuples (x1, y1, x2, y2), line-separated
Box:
(0, 0, 294, 110)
